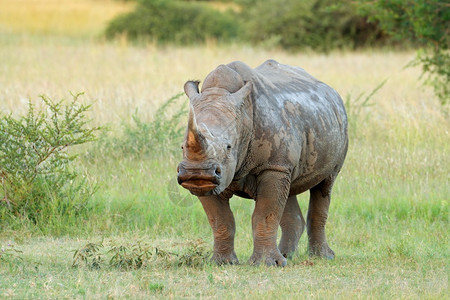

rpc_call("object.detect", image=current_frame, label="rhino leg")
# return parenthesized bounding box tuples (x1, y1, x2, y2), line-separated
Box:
(248, 171, 290, 267)
(279, 195, 306, 258)
(307, 176, 335, 259)
(198, 195, 239, 265)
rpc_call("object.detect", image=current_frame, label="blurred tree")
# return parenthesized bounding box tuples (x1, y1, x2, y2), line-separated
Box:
(106, 0, 238, 44)
(238, 0, 384, 52)
(353, 0, 449, 105)
(107, 0, 385, 51)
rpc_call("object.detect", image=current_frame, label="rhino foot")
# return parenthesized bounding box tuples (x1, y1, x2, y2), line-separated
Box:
(211, 251, 239, 265)
(279, 244, 298, 259)
(248, 250, 287, 267)
(309, 243, 335, 260)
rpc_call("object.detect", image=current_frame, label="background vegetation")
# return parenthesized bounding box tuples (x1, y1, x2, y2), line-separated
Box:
(106, 0, 239, 43)
(0, 0, 448, 298)
(353, 0, 449, 104)
(106, 0, 386, 51)
(105, 0, 449, 104)
(238, 0, 386, 51)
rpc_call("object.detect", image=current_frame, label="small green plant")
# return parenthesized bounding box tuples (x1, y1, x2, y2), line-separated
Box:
(108, 241, 155, 270)
(178, 242, 211, 268)
(176, 239, 211, 268)
(147, 282, 164, 292)
(124, 92, 186, 155)
(72, 241, 103, 270)
(0, 243, 23, 264)
(345, 80, 387, 137)
(92, 92, 186, 159)
(0, 93, 101, 227)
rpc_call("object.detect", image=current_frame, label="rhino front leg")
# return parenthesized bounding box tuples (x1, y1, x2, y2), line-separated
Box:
(198, 195, 239, 265)
(279, 195, 306, 258)
(249, 171, 290, 267)
(307, 176, 335, 259)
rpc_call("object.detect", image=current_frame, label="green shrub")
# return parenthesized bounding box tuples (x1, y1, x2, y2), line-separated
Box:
(105, 0, 239, 44)
(0, 94, 100, 229)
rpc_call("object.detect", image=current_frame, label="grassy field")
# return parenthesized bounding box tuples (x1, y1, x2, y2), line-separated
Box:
(0, 0, 449, 298)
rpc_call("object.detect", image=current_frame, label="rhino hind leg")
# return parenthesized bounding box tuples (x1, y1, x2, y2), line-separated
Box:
(279, 195, 306, 258)
(306, 176, 336, 259)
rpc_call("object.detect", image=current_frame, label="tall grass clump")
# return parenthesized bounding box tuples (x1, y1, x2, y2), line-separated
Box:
(0, 93, 100, 233)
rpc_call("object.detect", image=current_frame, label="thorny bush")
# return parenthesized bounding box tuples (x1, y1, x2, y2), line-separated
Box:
(0, 93, 100, 226)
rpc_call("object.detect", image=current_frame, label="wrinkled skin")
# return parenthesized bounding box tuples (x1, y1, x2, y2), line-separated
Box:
(177, 60, 348, 266)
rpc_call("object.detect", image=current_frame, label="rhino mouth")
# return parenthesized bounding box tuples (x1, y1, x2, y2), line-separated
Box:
(181, 179, 218, 196)
(177, 163, 222, 196)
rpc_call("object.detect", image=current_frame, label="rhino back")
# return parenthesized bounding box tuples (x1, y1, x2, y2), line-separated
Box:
(230, 60, 348, 193)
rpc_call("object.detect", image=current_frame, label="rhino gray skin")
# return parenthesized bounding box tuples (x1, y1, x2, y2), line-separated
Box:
(177, 60, 348, 267)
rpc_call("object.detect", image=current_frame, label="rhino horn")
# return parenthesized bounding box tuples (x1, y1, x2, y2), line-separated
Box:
(187, 104, 207, 154)
(184, 80, 200, 99)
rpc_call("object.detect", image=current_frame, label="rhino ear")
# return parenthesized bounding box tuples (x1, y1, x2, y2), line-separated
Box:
(231, 81, 253, 106)
(184, 81, 200, 99)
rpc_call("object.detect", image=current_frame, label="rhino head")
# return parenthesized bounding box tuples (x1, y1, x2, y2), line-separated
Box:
(177, 76, 252, 196)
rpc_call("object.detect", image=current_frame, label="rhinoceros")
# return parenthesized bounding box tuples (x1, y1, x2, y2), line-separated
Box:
(177, 60, 348, 266)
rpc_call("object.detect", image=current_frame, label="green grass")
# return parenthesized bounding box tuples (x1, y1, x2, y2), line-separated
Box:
(0, 234, 447, 298)
(1, 135, 447, 297)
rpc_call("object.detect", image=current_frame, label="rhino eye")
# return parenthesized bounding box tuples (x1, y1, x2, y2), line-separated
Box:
(227, 144, 232, 150)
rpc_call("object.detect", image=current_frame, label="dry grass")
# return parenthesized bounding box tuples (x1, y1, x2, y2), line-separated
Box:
(0, 39, 445, 125)
(0, 1, 445, 129)
(0, 0, 134, 36)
